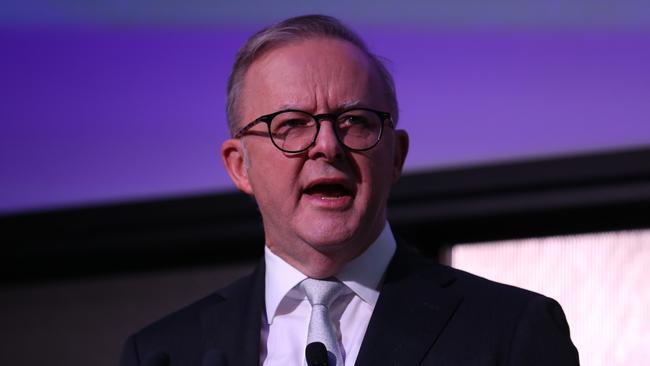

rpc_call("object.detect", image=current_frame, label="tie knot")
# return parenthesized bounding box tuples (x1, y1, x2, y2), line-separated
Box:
(300, 278, 345, 307)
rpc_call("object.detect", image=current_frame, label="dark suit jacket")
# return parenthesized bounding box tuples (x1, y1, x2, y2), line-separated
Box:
(120, 246, 579, 365)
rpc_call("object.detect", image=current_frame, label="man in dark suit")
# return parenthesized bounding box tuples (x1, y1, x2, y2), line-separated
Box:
(120, 15, 579, 366)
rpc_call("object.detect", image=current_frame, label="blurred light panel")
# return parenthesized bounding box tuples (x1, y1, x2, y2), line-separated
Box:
(450, 229, 650, 366)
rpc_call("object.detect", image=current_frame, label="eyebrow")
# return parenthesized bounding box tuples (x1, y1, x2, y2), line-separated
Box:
(276, 100, 366, 112)
(339, 100, 364, 110)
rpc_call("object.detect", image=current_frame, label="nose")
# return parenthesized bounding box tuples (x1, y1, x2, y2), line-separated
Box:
(307, 119, 344, 161)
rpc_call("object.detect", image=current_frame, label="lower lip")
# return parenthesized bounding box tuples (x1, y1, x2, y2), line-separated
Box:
(303, 193, 354, 209)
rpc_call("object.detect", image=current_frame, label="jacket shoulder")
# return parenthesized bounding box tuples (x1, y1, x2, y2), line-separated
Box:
(399, 246, 549, 305)
(120, 268, 261, 365)
(411, 256, 579, 365)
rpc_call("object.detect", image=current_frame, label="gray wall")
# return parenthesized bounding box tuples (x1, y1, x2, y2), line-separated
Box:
(0, 262, 256, 366)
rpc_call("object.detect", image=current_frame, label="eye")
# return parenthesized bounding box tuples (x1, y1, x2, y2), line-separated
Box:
(275, 118, 314, 132)
(271, 112, 315, 136)
(339, 111, 373, 128)
(344, 116, 368, 125)
(282, 118, 312, 128)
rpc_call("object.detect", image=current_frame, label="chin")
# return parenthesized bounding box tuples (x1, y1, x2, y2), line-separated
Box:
(300, 222, 364, 255)
(303, 225, 354, 250)
(294, 206, 381, 253)
(305, 231, 352, 249)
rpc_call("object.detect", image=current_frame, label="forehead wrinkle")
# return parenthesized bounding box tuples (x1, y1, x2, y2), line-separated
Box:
(317, 63, 371, 113)
(270, 61, 319, 112)
(244, 38, 384, 118)
(307, 61, 331, 112)
(327, 61, 355, 100)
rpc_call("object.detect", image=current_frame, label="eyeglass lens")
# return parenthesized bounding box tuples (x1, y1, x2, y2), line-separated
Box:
(269, 109, 382, 152)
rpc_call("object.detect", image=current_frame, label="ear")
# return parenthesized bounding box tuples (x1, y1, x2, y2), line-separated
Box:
(391, 129, 409, 183)
(221, 138, 254, 195)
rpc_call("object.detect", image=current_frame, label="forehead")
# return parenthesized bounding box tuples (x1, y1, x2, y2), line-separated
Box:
(239, 37, 386, 122)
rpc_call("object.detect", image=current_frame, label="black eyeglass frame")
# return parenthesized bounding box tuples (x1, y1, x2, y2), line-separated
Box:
(233, 107, 394, 153)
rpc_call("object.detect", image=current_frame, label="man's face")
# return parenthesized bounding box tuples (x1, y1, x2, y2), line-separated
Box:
(222, 37, 408, 277)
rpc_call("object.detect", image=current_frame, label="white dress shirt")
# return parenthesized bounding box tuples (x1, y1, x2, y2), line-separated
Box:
(260, 223, 396, 366)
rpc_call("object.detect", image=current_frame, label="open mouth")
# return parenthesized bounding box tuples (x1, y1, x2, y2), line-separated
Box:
(303, 183, 354, 200)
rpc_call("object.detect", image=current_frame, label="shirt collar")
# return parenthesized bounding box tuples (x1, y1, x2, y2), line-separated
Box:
(337, 223, 396, 305)
(264, 222, 396, 324)
(264, 245, 307, 325)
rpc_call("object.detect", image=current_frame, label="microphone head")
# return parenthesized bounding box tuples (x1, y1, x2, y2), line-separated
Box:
(142, 351, 170, 366)
(305, 342, 329, 366)
(202, 349, 228, 366)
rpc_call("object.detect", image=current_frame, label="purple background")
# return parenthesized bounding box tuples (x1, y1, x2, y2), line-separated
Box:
(1, 26, 649, 214)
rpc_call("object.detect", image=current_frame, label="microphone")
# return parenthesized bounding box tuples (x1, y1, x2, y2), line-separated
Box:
(202, 349, 228, 366)
(142, 352, 169, 366)
(305, 342, 329, 366)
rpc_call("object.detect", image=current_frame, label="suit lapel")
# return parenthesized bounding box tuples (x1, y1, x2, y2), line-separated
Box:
(200, 260, 265, 366)
(195, 247, 461, 366)
(355, 246, 463, 366)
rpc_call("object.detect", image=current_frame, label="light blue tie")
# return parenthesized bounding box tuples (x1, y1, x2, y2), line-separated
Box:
(300, 278, 346, 366)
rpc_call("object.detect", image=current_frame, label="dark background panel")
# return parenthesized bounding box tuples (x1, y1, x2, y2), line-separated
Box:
(2, 147, 649, 283)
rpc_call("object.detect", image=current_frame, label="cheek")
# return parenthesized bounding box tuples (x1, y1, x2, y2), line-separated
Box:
(249, 154, 302, 203)
(361, 152, 395, 196)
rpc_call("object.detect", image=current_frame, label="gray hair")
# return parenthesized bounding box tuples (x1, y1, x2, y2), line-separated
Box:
(226, 14, 399, 136)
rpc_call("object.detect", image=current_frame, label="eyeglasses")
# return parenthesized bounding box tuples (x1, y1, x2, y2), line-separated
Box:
(233, 108, 394, 153)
